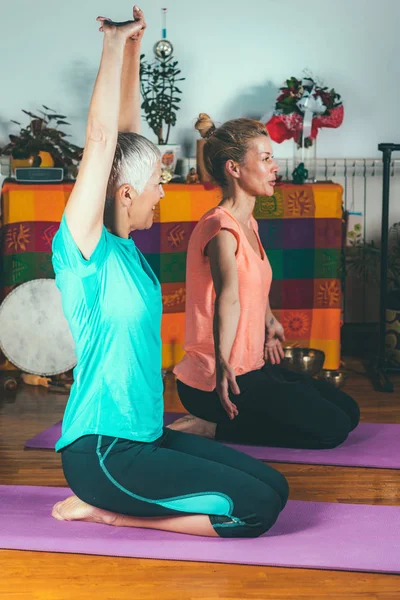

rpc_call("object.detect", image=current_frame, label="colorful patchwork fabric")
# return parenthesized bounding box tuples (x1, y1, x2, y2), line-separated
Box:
(0, 182, 73, 300)
(0, 181, 343, 370)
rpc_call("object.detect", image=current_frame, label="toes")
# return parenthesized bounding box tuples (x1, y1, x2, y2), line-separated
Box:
(51, 502, 64, 520)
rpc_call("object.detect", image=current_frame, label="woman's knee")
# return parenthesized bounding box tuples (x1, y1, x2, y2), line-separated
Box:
(313, 381, 361, 432)
(314, 413, 352, 448)
(346, 394, 361, 431)
(254, 483, 288, 537)
(211, 483, 287, 539)
(245, 461, 289, 509)
(265, 467, 289, 509)
(328, 387, 361, 432)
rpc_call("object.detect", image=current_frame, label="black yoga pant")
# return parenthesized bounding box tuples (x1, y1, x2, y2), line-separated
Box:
(61, 428, 288, 539)
(177, 364, 360, 449)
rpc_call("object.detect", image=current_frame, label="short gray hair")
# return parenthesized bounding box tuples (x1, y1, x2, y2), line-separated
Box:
(107, 132, 160, 198)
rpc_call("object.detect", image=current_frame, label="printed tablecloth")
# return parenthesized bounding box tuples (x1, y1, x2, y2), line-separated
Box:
(1, 181, 342, 370)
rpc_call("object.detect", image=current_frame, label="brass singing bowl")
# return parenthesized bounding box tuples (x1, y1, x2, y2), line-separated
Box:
(282, 347, 325, 377)
(318, 369, 347, 388)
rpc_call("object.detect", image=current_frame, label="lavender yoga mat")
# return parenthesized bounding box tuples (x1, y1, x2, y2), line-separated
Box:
(25, 414, 400, 469)
(1, 485, 399, 573)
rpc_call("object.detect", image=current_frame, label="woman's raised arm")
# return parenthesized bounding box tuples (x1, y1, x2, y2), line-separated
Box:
(65, 9, 145, 259)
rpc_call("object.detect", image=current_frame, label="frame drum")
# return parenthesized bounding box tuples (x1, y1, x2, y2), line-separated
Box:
(0, 279, 76, 376)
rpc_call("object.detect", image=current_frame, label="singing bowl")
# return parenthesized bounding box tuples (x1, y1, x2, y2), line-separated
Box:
(282, 347, 325, 377)
(318, 369, 347, 388)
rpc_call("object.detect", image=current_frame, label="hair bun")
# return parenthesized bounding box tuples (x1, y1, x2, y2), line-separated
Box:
(195, 113, 216, 139)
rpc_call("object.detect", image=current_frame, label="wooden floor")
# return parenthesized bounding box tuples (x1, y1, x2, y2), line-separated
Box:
(1, 358, 399, 600)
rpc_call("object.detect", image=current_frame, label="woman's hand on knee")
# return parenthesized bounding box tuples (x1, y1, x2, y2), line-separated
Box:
(264, 320, 285, 365)
(216, 360, 240, 420)
(264, 338, 285, 365)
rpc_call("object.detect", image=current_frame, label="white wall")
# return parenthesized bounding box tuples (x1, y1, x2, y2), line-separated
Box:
(0, 0, 399, 160)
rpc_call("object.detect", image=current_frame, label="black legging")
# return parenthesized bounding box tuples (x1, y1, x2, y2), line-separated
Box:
(61, 428, 288, 538)
(177, 364, 360, 449)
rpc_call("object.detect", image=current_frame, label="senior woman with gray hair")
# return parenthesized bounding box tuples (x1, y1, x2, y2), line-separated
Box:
(50, 6, 288, 539)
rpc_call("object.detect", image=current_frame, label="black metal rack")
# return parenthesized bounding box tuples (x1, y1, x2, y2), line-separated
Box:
(370, 143, 400, 392)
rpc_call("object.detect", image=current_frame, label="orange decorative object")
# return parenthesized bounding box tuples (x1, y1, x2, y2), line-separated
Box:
(161, 151, 174, 167)
(37, 151, 54, 167)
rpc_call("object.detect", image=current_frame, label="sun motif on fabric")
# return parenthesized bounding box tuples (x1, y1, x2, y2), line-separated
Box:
(6, 224, 31, 252)
(317, 280, 340, 307)
(282, 312, 310, 338)
(287, 190, 312, 217)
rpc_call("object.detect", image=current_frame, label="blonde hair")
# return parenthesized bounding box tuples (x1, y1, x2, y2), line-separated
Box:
(195, 113, 269, 188)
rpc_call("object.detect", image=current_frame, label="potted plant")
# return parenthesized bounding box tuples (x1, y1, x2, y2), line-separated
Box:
(0, 105, 83, 177)
(140, 48, 184, 180)
(346, 222, 400, 364)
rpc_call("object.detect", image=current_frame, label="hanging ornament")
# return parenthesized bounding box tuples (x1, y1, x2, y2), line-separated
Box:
(153, 8, 174, 60)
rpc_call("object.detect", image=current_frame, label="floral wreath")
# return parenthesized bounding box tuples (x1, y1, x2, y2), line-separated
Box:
(266, 73, 344, 148)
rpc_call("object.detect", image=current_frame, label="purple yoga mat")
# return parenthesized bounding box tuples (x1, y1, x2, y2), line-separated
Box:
(25, 414, 400, 469)
(1, 485, 399, 573)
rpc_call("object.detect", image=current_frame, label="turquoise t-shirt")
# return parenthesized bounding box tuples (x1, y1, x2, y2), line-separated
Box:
(52, 215, 164, 451)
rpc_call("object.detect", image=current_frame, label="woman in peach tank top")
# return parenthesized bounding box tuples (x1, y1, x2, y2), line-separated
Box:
(171, 115, 359, 449)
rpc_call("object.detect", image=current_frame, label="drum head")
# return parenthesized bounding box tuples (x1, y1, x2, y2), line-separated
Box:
(0, 279, 76, 376)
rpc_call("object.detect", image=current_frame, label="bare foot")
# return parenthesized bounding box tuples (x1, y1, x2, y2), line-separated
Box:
(52, 495, 119, 526)
(167, 414, 217, 439)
